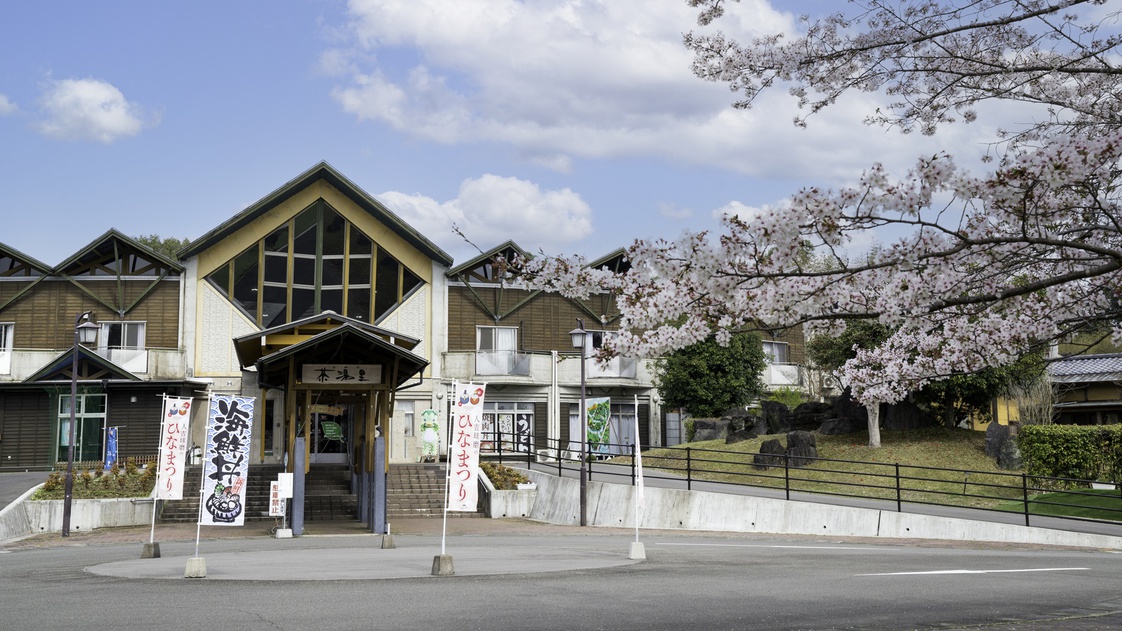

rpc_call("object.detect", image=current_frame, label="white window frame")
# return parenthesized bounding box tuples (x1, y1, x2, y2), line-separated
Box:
(476, 326, 518, 352)
(98, 321, 147, 372)
(762, 340, 789, 364)
(99, 321, 146, 350)
(480, 401, 534, 453)
(0, 322, 12, 375)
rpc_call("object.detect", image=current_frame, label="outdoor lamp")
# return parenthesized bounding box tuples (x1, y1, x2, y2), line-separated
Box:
(62, 311, 96, 537)
(570, 319, 588, 526)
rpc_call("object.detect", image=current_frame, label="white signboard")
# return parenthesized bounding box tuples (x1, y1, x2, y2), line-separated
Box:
(277, 472, 293, 499)
(269, 481, 286, 517)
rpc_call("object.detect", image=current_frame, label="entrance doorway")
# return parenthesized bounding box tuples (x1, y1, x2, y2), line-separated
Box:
(304, 396, 366, 466)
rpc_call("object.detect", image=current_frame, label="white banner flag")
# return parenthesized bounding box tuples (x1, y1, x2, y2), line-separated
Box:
(200, 395, 255, 526)
(156, 396, 193, 500)
(447, 382, 486, 511)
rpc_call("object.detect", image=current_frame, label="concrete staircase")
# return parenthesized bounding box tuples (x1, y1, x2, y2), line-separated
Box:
(159, 465, 354, 523)
(388, 464, 481, 519)
(159, 464, 479, 523)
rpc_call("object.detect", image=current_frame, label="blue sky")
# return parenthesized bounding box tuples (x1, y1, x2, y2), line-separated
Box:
(1, 0, 1001, 266)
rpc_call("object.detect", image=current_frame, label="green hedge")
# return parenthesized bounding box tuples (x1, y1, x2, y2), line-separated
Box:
(1019, 424, 1122, 484)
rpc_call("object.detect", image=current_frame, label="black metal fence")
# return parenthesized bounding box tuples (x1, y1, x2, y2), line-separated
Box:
(488, 434, 1122, 529)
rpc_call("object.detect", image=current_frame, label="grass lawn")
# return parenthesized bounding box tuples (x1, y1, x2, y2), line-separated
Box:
(627, 426, 1028, 510)
(995, 488, 1122, 522)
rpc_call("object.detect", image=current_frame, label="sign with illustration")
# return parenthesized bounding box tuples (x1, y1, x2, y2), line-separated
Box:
(200, 395, 255, 526)
(156, 396, 192, 499)
(586, 397, 611, 454)
(447, 383, 486, 511)
(104, 427, 118, 471)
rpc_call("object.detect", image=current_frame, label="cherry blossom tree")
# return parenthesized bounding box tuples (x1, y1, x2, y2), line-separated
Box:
(685, 0, 1121, 141)
(515, 0, 1122, 447)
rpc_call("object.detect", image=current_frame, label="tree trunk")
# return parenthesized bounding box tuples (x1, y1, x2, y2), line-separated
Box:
(866, 402, 881, 448)
(943, 391, 957, 429)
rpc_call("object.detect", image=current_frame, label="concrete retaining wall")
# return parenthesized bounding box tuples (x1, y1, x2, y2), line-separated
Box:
(480, 472, 538, 519)
(1, 487, 156, 543)
(24, 497, 156, 534)
(0, 484, 40, 543)
(522, 470, 1122, 549)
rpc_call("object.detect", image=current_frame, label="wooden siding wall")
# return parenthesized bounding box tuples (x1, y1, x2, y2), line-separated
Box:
(763, 327, 807, 365)
(107, 390, 165, 459)
(0, 279, 180, 349)
(448, 286, 616, 352)
(0, 390, 52, 469)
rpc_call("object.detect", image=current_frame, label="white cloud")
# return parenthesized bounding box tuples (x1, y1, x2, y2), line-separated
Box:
(329, 0, 1030, 183)
(0, 94, 17, 115)
(36, 78, 150, 143)
(378, 174, 594, 260)
(658, 202, 693, 220)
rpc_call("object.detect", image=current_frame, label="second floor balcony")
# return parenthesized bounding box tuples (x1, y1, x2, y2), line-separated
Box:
(443, 350, 647, 384)
(0, 347, 188, 382)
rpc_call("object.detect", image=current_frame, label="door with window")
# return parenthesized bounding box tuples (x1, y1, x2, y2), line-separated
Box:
(58, 393, 106, 463)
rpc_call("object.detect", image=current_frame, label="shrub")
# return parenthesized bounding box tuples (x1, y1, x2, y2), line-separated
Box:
(125, 457, 139, 476)
(480, 462, 530, 490)
(769, 386, 805, 410)
(42, 472, 63, 492)
(1019, 424, 1122, 486)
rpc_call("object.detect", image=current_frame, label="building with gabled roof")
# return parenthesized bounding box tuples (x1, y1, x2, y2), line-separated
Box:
(0, 231, 195, 469)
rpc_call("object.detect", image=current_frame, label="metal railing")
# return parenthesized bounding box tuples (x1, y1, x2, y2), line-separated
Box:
(489, 434, 1122, 529)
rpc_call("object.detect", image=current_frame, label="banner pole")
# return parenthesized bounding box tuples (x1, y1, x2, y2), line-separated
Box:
(440, 381, 455, 556)
(150, 394, 168, 545)
(633, 394, 642, 543)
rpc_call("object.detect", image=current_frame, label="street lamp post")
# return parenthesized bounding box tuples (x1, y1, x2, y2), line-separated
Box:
(569, 319, 588, 527)
(62, 311, 98, 537)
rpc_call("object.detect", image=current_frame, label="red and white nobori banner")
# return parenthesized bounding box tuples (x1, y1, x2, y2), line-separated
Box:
(200, 395, 255, 526)
(447, 382, 486, 512)
(156, 396, 192, 500)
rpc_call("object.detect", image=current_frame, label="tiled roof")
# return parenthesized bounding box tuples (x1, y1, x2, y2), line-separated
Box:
(1048, 353, 1122, 383)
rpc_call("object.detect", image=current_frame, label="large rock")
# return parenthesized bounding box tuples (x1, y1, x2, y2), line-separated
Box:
(789, 401, 836, 431)
(761, 400, 791, 434)
(753, 438, 787, 469)
(725, 415, 768, 444)
(997, 440, 1024, 470)
(882, 400, 936, 430)
(830, 388, 869, 432)
(984, 422, 1011, 458)
(691, 419, 728, 442)
(832, 388, 867, 422)
(786, 431, 818, 467)
(818, 416, 862, 435)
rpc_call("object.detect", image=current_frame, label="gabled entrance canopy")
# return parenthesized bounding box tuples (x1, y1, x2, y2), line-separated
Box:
(24, 346, 141, 383)
(251, 322, 429, 390)
(232, 310, 428, 475)
(233, 310, 425, 387)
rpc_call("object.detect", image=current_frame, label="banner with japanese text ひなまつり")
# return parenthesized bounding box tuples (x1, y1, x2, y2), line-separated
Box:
(155, 396, 192, 500)
(200, 395, 254, 526)
(447, 383, 486, 512)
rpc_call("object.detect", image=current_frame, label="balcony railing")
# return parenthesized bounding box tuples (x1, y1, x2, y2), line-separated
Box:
(587, 355, 638, 379)
(765, 363, 803, 387)
(1, 348, 186, 381)
(475, 350, 532, 376)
